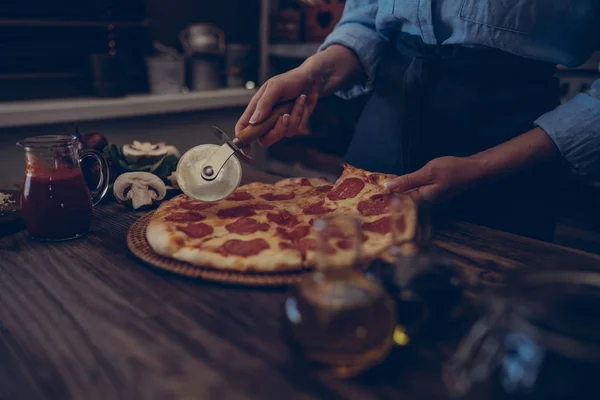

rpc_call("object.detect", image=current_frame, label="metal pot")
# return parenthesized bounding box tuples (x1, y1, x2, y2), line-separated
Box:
(179, 23, 225, 56)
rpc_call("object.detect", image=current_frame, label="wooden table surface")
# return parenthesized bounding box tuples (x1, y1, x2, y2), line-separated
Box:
(2, 169, 600, 400)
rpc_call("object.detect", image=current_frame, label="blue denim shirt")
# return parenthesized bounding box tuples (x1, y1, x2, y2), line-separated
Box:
(319, 0, 600, 177)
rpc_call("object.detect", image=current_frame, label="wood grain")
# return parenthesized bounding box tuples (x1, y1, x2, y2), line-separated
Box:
(1, 169, 600, 400)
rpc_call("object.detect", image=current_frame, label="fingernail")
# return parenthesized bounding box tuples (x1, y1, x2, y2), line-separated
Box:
(249, 110, 260, 124)
(299, 94, 307, 105)
(383, 182, 392, 192)
(282, 114, 290, 126)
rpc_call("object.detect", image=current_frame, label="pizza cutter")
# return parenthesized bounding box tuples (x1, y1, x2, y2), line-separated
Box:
(177, 101, 294, 202)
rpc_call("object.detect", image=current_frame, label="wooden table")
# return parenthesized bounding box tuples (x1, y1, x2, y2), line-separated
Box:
(2, 169, 600, 400)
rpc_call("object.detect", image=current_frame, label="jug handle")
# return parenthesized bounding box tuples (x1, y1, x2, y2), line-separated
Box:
(80, 150, 110, 206)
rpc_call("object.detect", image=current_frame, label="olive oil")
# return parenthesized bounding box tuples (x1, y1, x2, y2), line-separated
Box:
(282, 215, 397, 379)
(283, 269, 397, 379)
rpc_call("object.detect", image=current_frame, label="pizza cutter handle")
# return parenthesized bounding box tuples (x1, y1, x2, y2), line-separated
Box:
(236, 101, 295, 146)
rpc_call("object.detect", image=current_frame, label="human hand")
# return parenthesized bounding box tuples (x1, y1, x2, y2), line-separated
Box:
(385, 156, 486, 203)
(385, 128, 560, 203)
(235, 45, 364, 149)
(235, 64, 321, 149)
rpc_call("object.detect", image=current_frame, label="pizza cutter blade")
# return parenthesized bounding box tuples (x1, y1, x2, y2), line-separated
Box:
(176, 143, 242, 202)
(176, 101, 296, 202)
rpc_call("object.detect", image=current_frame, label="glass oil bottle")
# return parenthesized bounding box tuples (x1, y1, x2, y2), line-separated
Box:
(282, 215, 397, 379)
(375, 197, 465, 344)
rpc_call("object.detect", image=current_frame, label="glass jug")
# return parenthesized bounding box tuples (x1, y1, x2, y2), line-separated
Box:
(369, 197, 466, 344)
(17, 135, 109, 241)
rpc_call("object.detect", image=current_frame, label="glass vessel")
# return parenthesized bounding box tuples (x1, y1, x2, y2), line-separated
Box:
(17, 135, 109, 241)
(282, 215, 397, 379)
(444, 267, 600, 399)
(371, 197, 466, 343)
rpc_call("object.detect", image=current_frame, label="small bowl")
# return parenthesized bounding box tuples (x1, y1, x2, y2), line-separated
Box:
(0, 189, 23, 236)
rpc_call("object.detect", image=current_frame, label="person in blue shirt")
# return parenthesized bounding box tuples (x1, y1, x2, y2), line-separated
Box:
(236, 0, 599, 241)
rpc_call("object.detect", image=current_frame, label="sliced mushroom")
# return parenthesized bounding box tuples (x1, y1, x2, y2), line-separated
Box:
(113, 172, 167, 209)
(167, 171, 180, 190)
(122, 141, 169, 165)
(165, 145, 181, 158)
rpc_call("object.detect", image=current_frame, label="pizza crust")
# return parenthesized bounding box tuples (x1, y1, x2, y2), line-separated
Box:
(146, 217, 183, 256)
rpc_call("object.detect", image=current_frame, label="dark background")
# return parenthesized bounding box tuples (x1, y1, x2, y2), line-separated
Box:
(0, 0, 260, 100)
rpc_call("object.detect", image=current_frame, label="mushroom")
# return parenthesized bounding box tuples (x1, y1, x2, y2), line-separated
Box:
(113, 172, 167, 209)
(167, 171, 180, 190)
(122, 141, 169, 165)
(165, 145, 181, 158)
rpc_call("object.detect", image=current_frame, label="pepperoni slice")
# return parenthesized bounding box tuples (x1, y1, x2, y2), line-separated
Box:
(357, 193, 391, 216)
(225, 217, 270, 235)
(267, 210, 300, 227)
(316, 185, 334, 193)
(261, 192, 296, 201)
(266, 212, 280, 224)
(178, 222, 213, 238)
(181, 202, 216, 211)
(217, 206, 256, 218)
(303, 201, 335, 215)
(327, 178, 365, 200)
(276, 225, 310, 241)
(165, 212, 206, 222)
(282, 237, 336, 255)
(222, 238, 270, 257)
(336, 239, 353, 250)
(228, 191, 254, 201)
(362, 217, 392, 234)
(299, 178, 313, 186)
(298, 238, 336, 253)
(296, 238, 317, 253)
(249, 203, 275, 210)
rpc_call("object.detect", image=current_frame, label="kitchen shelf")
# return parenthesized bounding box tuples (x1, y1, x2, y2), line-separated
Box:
(0, 18, 149, 28)
(268, 43, 320, 59)
(0, 72, 83, 80)
(0, 88, 256, 128)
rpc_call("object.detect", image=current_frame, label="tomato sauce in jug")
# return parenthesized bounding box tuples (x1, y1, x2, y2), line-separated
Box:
(20, 162, 93, 240)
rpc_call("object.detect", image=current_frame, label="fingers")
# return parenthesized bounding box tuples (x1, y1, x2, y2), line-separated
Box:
(403, 185, 440, 204)
(258, 114, 290, 148)
(258, 93, 307, 147)
(299, 91, 319, 134)
(235, 84, 267, 135)
(250, 82, 282, 125)
(286, 94, 307, 137)
(384, 167, 432, 193)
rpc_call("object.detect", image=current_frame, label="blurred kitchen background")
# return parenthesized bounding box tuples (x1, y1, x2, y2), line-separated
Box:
(0, 0, 599, 251)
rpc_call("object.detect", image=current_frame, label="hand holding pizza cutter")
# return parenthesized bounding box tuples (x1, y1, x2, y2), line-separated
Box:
(177, 101, 294, 202)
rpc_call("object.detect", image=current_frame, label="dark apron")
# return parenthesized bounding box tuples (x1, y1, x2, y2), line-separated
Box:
(345, 33, 561, 241)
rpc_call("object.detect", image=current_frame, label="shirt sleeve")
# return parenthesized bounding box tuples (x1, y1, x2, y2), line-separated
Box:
(534, 63, 600, 178)
(317, 0, 387, 99)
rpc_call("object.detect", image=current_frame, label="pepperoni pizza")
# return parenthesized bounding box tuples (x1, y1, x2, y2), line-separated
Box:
(146, 164, 417, 272)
